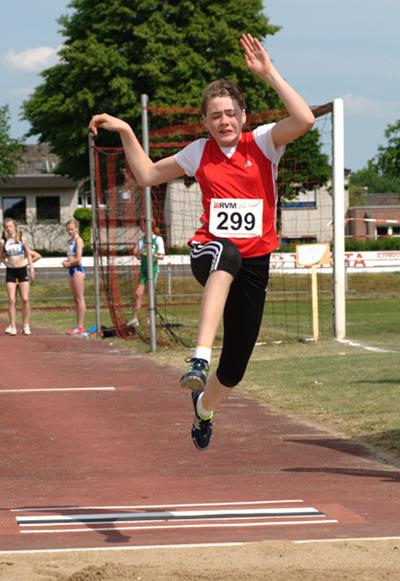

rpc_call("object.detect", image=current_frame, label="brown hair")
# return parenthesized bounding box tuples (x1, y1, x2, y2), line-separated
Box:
(200, 79, 246, 116)
(3, 218, 23, 242)
(140, 217, 161, 237)
(66, 218, 80, 230)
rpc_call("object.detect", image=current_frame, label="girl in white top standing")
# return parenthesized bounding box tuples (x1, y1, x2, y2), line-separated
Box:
(62, 218, 86, 334)
(1, 217, 35, 335)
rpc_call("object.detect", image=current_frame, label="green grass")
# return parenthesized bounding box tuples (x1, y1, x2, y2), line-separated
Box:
(240, 340, 400, 457)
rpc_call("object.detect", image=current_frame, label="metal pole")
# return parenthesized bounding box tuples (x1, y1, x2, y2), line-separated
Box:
(141, 94, 157, 351)
(88, 132, 102, 336)
(332, 98, 346, 340)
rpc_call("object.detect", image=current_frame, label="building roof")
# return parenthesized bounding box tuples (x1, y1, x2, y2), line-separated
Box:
(0, 143, 78, 190)
(360, 193, 400, 206)
(15, 143, 60, 175)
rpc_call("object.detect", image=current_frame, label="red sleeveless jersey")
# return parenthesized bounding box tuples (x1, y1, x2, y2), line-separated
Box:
(189, 131, 279, 258)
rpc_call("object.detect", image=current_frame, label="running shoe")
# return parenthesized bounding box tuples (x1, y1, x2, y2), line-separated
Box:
(180, 357, 209, 391)
(66, 325, 85, 335)
(191, 391, 213, 450)
(5, 325, 17, 336)
(22, 324, 31, 335)
(127, 318, 140, 328)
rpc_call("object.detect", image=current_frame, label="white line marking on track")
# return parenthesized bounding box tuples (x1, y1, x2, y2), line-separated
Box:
(20, 519, 339, 534)
(0, 542, 245, 555)
(11, 500, 305, 512)
(0, 536, 397, 556)
(294, 536, 400, 544)
(17, 507, 323, 526)
(0, 387, 116, 393)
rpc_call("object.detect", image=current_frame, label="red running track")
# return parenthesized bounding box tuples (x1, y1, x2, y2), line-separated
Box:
(0, 326, 399, 551)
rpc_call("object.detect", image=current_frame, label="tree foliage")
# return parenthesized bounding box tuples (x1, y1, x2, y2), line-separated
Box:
(349, 120, 400, 195)
(0, 105, 21, 181)
(376, 120, 400, 179)
(22, 0, 331, 200)
(279, 128, 330, 200)
(22, 0, 280, 180)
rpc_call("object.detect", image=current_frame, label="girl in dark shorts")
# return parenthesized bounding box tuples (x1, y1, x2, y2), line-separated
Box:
(89, 34, 315, 450)
(1, 218, 35, 336)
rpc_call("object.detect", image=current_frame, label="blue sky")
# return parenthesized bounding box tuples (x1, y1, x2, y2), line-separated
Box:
(1, 0, 399, 172)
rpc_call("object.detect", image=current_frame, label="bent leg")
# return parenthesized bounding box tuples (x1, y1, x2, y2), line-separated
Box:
(217, 254, 271, 388)
(196, 270, 233, 349)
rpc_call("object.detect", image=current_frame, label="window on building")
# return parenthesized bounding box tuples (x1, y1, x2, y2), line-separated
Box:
(282, 190, 317, 209)
(2, 196, 26, 222)
(36, 196, 60, 222)
(77, 193, 92, 208)
(281, 236, 317, 246)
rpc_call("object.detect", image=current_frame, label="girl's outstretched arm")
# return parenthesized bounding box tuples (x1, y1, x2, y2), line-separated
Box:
(89, 113, 184, 187)
(240, 33, 315, 148)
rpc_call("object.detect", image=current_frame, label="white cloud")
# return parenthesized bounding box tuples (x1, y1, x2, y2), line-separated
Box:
(3, 45, 62, 72)
(342, 94, 400, 119)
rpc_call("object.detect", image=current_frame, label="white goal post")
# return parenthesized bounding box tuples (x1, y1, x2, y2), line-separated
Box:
(332, 98, 346, 340)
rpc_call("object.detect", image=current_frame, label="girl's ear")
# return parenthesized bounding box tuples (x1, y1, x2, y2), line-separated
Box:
(242, 109, 247, 125)
(203, 116, 208, 130)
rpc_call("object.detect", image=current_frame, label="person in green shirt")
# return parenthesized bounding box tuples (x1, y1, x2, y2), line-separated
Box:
(128, 218, 165, 327)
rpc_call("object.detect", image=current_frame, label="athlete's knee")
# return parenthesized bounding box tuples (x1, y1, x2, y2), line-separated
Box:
(217, 239, 241, 277)
(216, 367, 243, 388)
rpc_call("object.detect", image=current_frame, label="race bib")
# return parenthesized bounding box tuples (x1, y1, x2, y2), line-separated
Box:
(209, 198, 263, 238)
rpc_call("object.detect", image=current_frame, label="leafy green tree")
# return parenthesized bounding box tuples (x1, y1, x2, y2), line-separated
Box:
(349, 121, 400, 195)
(349, 160, 400, 196)
(279, 128, 330, 200)
(22, 0, 280, 180)
(376, 120, 400, 179)
(74, 207, 92, 248)
(0, 105, 21, 180)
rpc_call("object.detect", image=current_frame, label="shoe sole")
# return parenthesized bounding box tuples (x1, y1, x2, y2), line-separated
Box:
(180, 375, 206, 391)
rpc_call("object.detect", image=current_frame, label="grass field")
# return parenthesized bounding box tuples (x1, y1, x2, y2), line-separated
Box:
(2, 272, 399, 464)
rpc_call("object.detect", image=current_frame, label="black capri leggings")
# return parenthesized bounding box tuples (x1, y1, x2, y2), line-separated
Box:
(190, 239, 270, 388)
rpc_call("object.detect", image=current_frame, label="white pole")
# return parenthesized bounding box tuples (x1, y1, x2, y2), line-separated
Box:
(332, 98, 346, 340)
(141, 94, 157, 351)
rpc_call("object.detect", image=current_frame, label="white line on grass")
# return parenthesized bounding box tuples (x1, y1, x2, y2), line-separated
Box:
(337, 339, 398, 353)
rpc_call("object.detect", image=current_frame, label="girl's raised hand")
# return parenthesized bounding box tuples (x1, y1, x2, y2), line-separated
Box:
(88, 113, 130, 136)
(240, 33, 273, 78)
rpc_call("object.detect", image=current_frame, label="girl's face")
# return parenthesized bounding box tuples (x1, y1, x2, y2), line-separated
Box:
(4, 220, 16, 238)
(67, 223, 77, 238)
(204, 96, 246, 148)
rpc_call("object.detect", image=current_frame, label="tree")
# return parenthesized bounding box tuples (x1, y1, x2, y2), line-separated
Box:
(349, 120, 400, 195)
(376, 120, 400, 179)
(22, 0, 280, 180)
(279, 128, 330, 200)
(0, 105, 21, 180)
